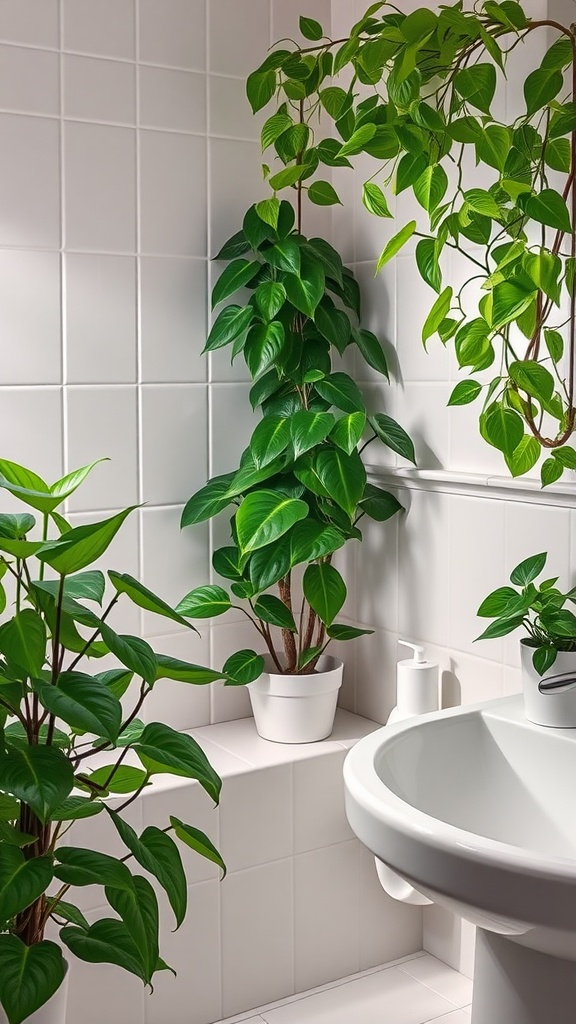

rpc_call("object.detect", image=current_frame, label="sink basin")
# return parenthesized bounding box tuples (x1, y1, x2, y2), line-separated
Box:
(343, 695, 576, 1024)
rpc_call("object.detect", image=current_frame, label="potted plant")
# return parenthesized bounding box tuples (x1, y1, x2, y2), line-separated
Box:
(0, 458, 231, 1024)
(179, 198, 415, 742)
(245, 3, 576, 482)
(476, 551, 576, 725)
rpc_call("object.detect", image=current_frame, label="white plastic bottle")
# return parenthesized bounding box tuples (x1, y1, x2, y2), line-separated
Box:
(375, 640, 440, 906)
(387, 640, 439, 723)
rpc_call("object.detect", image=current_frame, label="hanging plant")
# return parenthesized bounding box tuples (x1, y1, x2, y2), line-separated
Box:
(247, 1, 576, 483)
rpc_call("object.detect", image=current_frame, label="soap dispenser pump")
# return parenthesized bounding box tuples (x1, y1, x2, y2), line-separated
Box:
(387, 640, 439, 724)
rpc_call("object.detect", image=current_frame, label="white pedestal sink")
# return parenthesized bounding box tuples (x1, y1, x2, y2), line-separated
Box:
(343, 696, 576, 1024)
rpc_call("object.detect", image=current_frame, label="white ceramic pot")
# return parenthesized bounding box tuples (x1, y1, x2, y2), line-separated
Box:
(248, 654, 344, 743)
(0, 966, 68, 1024)
(521, 641, 576, 728)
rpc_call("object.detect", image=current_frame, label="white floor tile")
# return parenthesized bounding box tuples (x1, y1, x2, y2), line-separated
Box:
(259, 967, 455, 1024)
(400, 955, 473, 1008)
(430, 1011, 471, 1023)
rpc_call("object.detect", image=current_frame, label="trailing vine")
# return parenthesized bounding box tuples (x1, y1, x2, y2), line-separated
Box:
(248, 1, 576, 483)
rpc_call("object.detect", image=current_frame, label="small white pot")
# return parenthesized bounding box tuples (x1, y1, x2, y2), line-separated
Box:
(248, 654, 344, 743)
(521, 641, 576, 728)
(0, 966, 68, 1024)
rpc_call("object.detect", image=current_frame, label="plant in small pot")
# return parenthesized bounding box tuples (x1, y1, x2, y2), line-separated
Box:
(0, 459, 229, 1024)
(476, 551, 576, 727)
(179, 199, 416, 743)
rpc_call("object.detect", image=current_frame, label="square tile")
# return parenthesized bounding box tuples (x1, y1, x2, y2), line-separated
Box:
(141, 629, 211, 730)
(63, 55, 136, 124)
(209, 74, 262, 140)
(397, 489, 451, 648)
(139, 66, 206, 133)
(63, 0, 136, 60)
(65, 254, 137, 384)
(261, 965, 454, 1024)
(0, 387, 63, 483)
(0, 250, 61, 384)
(140, 506, 210, 627)
(140, 384, 208, 505)
(64, 121, 136, 251)
(271, 0, 330, 43)
(399, 954, 473, 1008)
(353, 628, 399, 725)
(355, 508, 400, 634)
(358, 844, 422, 971)
(140, 256, 207, 383)
(294, 842, 361, 991)
(396, 257, 450, 383)
(139, 0, 206, 70)
(209, 383, 255, 476)
(423, 904, 476, 980)
(221, 860, 294, 1018)
(219, 764, 292, 873)
(0, 44, 59, 115)
(145, 880, 222, 1024)
(209, 0, 270, 77)
(0, 114, 60, 248)
(448, 494, 506, 659)
(394, 384, 451, 471)
(65, 507, 141, 634)
(293, 748, 353, 853)
(210, 619, 257, 724)
(0, 0, 59, 47)
(65, 386, 138, 511)
(209, 139, 265, 256)
(140, 130, 206, 256)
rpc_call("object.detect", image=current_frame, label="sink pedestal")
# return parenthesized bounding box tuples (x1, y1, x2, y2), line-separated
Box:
(472, 929, 576, 1024)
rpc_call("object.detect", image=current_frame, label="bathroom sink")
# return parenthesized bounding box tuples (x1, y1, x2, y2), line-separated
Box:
(343, 695, 576, 1024)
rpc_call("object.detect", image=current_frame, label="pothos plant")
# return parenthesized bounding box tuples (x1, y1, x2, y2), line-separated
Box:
(180, 198, 415, 676)
(0, 459, 230, 1024)
(246, 1, 576, 484)
(476, 550, 576, 674)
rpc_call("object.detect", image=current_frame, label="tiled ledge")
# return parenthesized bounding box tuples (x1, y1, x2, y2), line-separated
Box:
(366, 465, 576, 508)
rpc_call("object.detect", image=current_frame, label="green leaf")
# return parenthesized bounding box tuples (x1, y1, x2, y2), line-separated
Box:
(362, 182, 392, 218)
(244, 321, 285, 377)
(510, 551, 547, 586)
(61, 920, 147, 983)
(59, 570, 105, 604)
(105, 873, 159, 981)
(359, 483, 403, 522)
(508, 360, 554, 404)
(107, 572, 192, 630)
(290, 410, 335, 459)
(484, 404, 524, 458)
(541, 457, 564, 487)
(265, 237, 301, 275)
(303, 563, 346, 627)
(375, 221, 416, 272)
(253, 594, 297, 631)
(353, 328, 389, 376)
(0, 746, 74, 823)
(214, 229, 251, 261)
(422, 286, 452, 343)
(156, 654, 225, 686)
(337, 124, 376, 158)
(223, 650, 265, 686)
(541, 37, 573, 71)
(448, 380, 482, 406)
(113, 815, 188, 929)
(32, 673, 122, 743)
(212, 259, 260, 309)
(0, 513, 35, 539)
(533, 645, 558, 676)
(235, 490, 308, 556)
(330, 412, 366, 455)
(505, 434, 540, 478)
(181, 473, 234, 527)
(83, 764, 147, 796)
(308, 180, 342, 206)
(314, 301, 351, 353)
(255, 281, 286, 321)
(250, 415, 291, 468)
(413, 164, 448, 213)
(315, 372, 365, 414)
(255, 197, 280, 229)
(0, 794, 19, 820)
(205, 303, 254, 354)
(491, 281, 536, 330)
(268, 165, 306, 191)
(544, 331, 564, 367)
(0, 847, 53, 921)
(49, 796, 106, 820)
(289, 521, 345, 565)
(0, 936, 65, 1024)
(476, 125, 511, 172)
(415, 238, 442, 294)
(261, 112, 292, 151)
(475, 613, 527, 641)
(524, 67, 563, 116)
(212, 546, 243, 582)
(327, 623, 374, 641)
(454, 63, 496, 114)
(523, 251, 561, 305)
(282, 258, 325, 317)
(552, 446, 576, 469)
(246, 68, 276, 113)
(303, 236, 344, 286)
(37, 506, 137, 576)
(313, 448, 366, 518)
(54, 847, 135, 889)
(522, 189, 572, 234)
(0, 610, 45, 678)
(99, 624, 157, 685)
(49, 899, 90, 929)
(170, 817, 226, 877)
(540, 607, 576, 638)
(477, 586, 522, 617)
(175, 585, 231, 619)
(299, 15, 323, 40)
(464, 189, 502, 220)
(370, 413, 416, 463)
(134, 723, 222, 802)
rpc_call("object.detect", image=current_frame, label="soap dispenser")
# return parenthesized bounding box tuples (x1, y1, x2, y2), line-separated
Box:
(387, 640, 439, 724)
